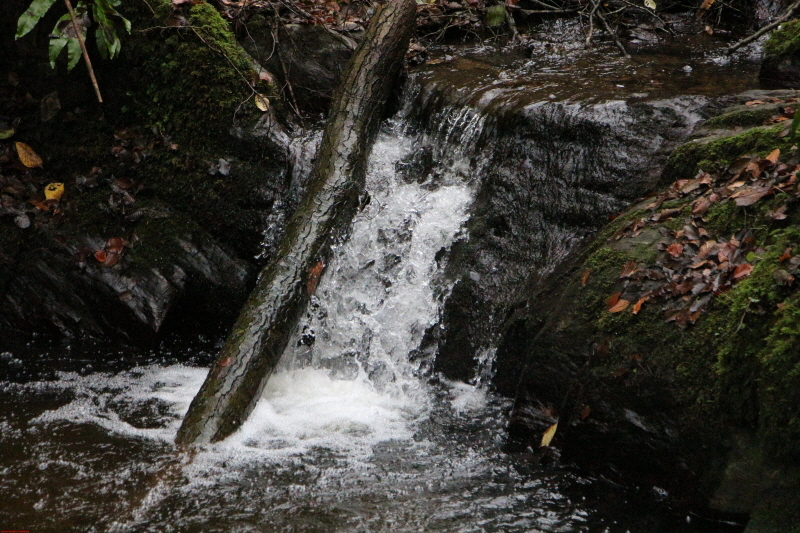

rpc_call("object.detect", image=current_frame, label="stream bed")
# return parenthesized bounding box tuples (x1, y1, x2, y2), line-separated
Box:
(0, 30, 765, 532)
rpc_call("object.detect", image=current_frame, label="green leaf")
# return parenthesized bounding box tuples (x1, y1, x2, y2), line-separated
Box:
(49, 36, 69, 68)
(66, 37, 82, 71)
(95, 26, 109, 59)
(485, 5, 506, 27)
(16, 0, 58, 39)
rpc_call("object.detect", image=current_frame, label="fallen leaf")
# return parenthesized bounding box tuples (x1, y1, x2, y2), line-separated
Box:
(779, 247, 793, 262)
(620, 261, 638, 278)
(106, 237, 126, 253)
(94, 250, 107, 263)
(540, 422, 558, 447)
(609, 298, 630, 313)
(732, 184, 772, 206)
(218, 356, 235, 367)
(667, 243, 684, 258)
(733, 263, 752, 280)
(766, 148, 780, 165)
(255, 94, 270, 112)
(632, 295, 649, 314)
(768, 205, 788, 220)
(580, 405, 591, 420)
(606, 291, 622, 309)
(44, 182, 64, 201)
(581, 269, 591, 286)
(15, 142, 43, 167)
(307, 260, 325, 295)
(692, 197, 712, 215)
(745, 100, 766, 106)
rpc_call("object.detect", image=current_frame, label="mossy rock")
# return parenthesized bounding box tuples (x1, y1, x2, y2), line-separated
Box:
(761, 19, 800, 89)
(499, 99, 800, 516)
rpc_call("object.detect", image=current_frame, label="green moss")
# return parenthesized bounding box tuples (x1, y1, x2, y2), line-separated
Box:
(764, 18, 800, 58)
(703, 105, 782, 130)
(109, 0, 260, 151)
(664, 124, 789, 182)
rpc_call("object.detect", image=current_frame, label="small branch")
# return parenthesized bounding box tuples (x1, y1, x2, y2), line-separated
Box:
(585, 0, 600, 47)
(64, 0, 103, 103)
(727, 0, 800, 54)
(505, 7, 520, 42)
(597, 8, 630, 58)
(272, 20, 305, 128)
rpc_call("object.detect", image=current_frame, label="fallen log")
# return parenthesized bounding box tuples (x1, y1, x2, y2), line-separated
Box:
(175, 0, 417, 447)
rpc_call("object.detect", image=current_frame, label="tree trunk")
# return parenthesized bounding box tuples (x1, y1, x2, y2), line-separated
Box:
(175, 0, 417, 447)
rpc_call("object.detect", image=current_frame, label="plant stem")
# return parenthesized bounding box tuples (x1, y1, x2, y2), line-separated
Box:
(63, 0, 103, 103)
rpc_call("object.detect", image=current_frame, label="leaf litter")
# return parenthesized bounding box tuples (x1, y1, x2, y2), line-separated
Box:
(607, 146, 800, 326)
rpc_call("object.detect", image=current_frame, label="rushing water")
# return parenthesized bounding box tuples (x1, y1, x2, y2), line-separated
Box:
(0, 37, 758, 532)
(0, 124, 745, 533)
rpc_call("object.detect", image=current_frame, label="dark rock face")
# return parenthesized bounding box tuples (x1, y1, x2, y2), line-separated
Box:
(760, 19, 800, 89)
(402, 61, 714, 385)
(497, 91, 800, 520)
(0, 1, 296, 347)
(239, 20, 358, 113)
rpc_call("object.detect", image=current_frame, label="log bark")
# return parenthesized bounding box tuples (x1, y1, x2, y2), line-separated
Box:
(175, 0, 417, 447)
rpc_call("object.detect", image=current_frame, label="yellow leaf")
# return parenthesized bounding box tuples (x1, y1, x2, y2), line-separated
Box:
(644, 0, 656, 9)
(254, 94, 270, 112)
(699, 0, 714, 9)
(15, 141, 42, 168)
(540, 422, 558, 447)
(44, 182, 64, 201)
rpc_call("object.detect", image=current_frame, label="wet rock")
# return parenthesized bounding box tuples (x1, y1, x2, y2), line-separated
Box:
(239, 19, 358, 113)
(404, 63, 715, 383)
(760, 19, 800, 89)
(497, 92, 800, 516)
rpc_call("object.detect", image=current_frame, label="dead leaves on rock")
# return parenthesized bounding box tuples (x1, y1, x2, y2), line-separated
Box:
(604, 145, 800, 326)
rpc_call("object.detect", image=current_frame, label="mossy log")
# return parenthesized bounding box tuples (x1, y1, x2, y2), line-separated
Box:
(175, 0, 416, 447)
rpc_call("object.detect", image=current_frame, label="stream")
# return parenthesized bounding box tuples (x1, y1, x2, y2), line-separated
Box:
(0, 31, 764, 532)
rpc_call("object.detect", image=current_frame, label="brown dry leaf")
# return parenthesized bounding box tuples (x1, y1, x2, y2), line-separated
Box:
(15, 142, 43, 168)
(581, 269, 591, 286)
(540, 422, 558, 447)
(733, 184, 772, 207)
(632, 295, 649, 314)
(620, 261, 638, 279)
(779, 247, 793, 262)
(106, 237, 126, 253)
(657, 208, 682, 221)
(692, 197, 712, 216)
(103, 252, 121, 267)
(613, 367, 629, 378)
(218, 356, 235, 367)
(766, 148, 780, 165)
(609, 299, 630, 313)
(606, 291, 622, 309)
(94, 250, 107, 263)
(745, 100, 766, 106)
(580, 405, 591, 420)
(307, 261, 325, 295)
(769, 205, 788, 220)
(733, 263, 752, 280)
(667, 243, 684, 258)
(698, 0, 715, 9)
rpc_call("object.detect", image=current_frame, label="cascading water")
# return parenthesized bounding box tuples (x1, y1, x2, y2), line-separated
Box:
(0, 41, 756, 532)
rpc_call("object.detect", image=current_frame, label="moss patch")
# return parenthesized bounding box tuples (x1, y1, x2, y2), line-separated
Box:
(764, 19, 800, 58)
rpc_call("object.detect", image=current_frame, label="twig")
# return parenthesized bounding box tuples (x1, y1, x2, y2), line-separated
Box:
(139, 0, 156, 15)
(727, 0, 800, 54)
(272, 20, 305, 128)
(505, 6, 519, 42)
(585, 0, 600, 47)
(64, 0, 102, 103)
(597, 8, 630, 58)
